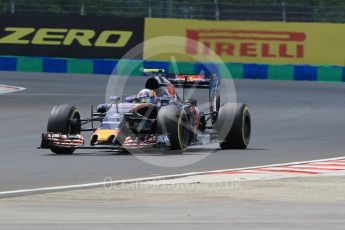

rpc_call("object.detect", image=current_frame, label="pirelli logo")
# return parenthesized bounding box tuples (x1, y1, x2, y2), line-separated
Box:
(186, 29, 306, 59)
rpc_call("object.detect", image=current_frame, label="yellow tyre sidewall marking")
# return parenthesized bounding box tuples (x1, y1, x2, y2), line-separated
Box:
(69, 109, 79, 134)
(177, 111, 185, 150)
(242, 106, 249, 146)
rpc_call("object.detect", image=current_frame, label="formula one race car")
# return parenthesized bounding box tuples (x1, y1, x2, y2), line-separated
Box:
(40, 69, 251, 154)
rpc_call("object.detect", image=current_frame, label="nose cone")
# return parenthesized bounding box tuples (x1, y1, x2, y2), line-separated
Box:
(92, 129, 119, 143)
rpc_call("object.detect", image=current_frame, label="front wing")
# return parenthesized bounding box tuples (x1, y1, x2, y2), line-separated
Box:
(40, 132, 161, 150)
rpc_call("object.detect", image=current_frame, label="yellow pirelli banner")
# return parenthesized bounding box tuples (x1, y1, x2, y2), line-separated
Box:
(144, 18, 345, 66)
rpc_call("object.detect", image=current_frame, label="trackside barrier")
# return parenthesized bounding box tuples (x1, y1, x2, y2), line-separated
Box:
(144, 18, 345, 66)
(0, 56, 345, 82)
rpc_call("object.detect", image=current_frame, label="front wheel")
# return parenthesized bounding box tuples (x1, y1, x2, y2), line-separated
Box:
(47, 104, 81, 154)
(157, 105, 189, 153)
(50, 147, 75, 155)
(215, 103, 251, 149)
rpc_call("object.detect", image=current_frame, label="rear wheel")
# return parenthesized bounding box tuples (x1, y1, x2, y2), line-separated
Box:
(157, 105, 189, 153)
(215, 103, 251, 149)
(47, 104, 81, 154)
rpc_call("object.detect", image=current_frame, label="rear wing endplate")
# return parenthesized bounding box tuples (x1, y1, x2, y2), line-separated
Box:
(167, 73, 221, 116)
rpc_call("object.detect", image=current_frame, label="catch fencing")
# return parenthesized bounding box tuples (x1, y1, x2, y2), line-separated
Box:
(1, 0, 344, 23)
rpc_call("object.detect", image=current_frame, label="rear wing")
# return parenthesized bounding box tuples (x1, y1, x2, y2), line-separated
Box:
(166, 74, 216, 88)
(167, 74, 221, 116)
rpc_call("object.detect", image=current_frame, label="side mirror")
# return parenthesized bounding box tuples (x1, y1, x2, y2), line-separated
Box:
(109, 96, 120, 102)
(109, 96, 121, 113)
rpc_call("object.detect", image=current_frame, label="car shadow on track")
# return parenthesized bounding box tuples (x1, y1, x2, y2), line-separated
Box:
(214, 148, 267, 151)
(41, 147, 219, 157)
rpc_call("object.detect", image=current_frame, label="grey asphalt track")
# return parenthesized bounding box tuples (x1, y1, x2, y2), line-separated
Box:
(1, 71, 345, 191)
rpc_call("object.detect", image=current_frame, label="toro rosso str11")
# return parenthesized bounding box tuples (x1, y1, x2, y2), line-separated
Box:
(40, 69, 251, 154)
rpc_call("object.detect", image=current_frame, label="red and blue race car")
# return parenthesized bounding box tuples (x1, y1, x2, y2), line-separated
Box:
(40, 69, 251, 154)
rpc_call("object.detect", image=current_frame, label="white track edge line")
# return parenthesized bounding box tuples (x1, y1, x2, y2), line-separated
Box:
(1, 155, 345, 197)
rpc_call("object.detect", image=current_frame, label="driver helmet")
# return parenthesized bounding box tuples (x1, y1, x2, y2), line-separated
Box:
(137, 89, 157, 103)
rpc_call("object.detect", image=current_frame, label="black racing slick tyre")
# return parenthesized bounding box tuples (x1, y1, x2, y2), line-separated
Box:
(215, 103, 251, 149)
(49, 147, 75, 155)
(157, 105, 189, 152)
(47, 104, 81, 154)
